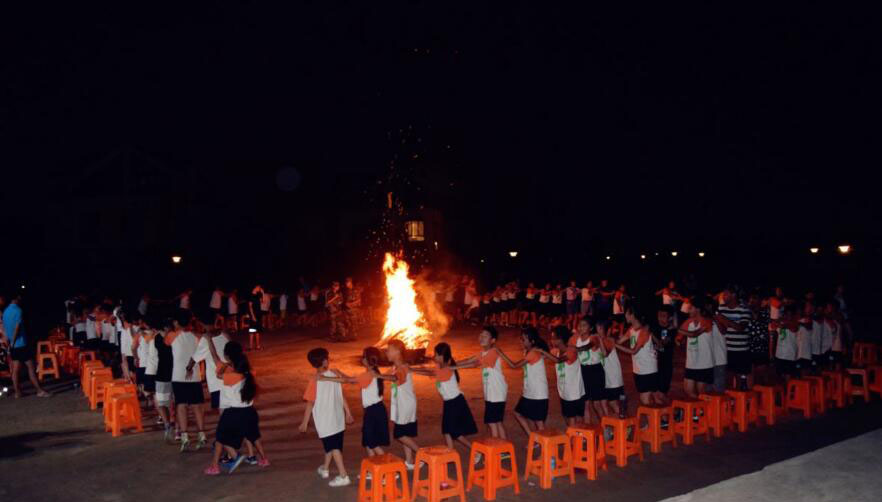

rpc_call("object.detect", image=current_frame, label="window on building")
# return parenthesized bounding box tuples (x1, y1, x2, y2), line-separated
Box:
(405, 220, 425, 241)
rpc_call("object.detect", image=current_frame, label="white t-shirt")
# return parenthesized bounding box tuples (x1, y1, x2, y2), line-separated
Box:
(138, 299, 148, 316)
(260, 294, 271, 312)
(810, 321, 823, 356)
(305, 371, 345, 438)
(297, 295, 307, 312)
(169, 331, 201, 383)
(434, 368, 462, 401)
(575, 335, 603, 366)
(796, 325, 812, 360)
(220, 371, 252, 409)
(629, 327, 659, 375)
(279, 294, 288, 311)
(581, 288, 593, 302)
(358, 372, 383, 408)
(554, 348, 585, 400)
(829, 320, 843, 352)
(228, 297, 238, 315)
(602, 346, 624, 388)
(684, 320, 714, 370)
(135, 333, 149, 368)
(101, 321, 116, 344)
(775, 327, 798, 361)
(119, 327, 134, 357)
(820, 321, 834, 353)
(192, 334, 230, 393)
(479, 348, 508, 403)
(522, 349, 549, 400)
(210, 291, 223, 309)
(86, 317, 98, 340)
(390, 367, 417, 425)
(145, 337, 159, 376)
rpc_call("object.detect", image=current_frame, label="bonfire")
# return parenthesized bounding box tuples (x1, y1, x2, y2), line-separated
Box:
(375, 252, 432, 349)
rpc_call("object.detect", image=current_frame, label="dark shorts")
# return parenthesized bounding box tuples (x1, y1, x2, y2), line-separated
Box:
(581, 364, 606, 401)
(142, 374, 156, 393)
(811, 354, 824, 365)
(135, 367, 146, 383)
(685, 368, 714, 385)
(393, 421, 418, 439)
(560, 397, 585, 418)
(484, 401, 506, 424)
(775, 358, 798, 377)
(612, 313, 626, 324)
(101, 340, 117, 352)
(73, 332, 87, 346)
(172, 382, 205, 405)
(216, 406, 261, 450)
(321, 431, 344, 453)
(84, 338, 101, 351)
(727, 351, 753, 375)
(634, 372, 660, 393)
(362, 402, 391, 449)
(211, 391, 220, 410)
(604, 386, 625, 401)
(125, 356, 135, 372)
(442, 394, 478, 439)
(514, 397, 549, 422)
(752, 352, 771, 365)
(796, 359, 812, 372)
(10, 346, 34, 362)
(211, 307, 222, 315)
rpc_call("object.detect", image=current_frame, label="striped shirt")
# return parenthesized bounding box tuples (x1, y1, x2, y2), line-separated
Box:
(718, 304, 752, 352)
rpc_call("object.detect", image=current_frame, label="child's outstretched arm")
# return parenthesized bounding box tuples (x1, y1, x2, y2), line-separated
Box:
(454, 355, 479, 369)
(342, 396, 354, 425)
(317, 375, 356, 384)
(299, 402, 313, 433)
(408, 367, 435, 377)
(497, 349, 526, 369)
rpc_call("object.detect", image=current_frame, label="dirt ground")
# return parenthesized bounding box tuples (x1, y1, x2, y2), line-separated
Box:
(2, 324, 881, 502)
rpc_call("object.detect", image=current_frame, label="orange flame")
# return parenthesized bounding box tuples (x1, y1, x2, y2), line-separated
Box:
(376, 252, 432, 349)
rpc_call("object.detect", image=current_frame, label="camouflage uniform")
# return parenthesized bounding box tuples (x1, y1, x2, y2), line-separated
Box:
(344, 286, 362, 339)
(326, 288, 350, 341)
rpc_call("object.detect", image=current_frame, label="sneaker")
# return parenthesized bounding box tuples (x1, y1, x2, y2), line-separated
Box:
(226, 455, 246, 474)
(174, 431, 182, 443)
(317, 466, 330, 479)
(220, 453, 233, 464)
(195, 433, 207, 450)
(329, 475, 351, 487)
(163, 425, 173, 442)
(245, 456, 259, 465)
(203, 465, 221, 476)
(257, 458, 271, 468)
(179, 439, 190, 453)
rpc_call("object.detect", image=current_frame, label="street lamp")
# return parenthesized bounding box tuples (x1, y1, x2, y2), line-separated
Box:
(698, 252, 705, 258)
(171, 255, 182, 264)
(809, 247, 819, 254)
(509, 251, 518, 258)
(671, 251, 678, 257)
(640, 254, 646, 260)
(605, 256, 611, 261)
(837, 245, 851, 255)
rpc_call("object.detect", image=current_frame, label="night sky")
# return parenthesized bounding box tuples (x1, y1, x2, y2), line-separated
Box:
(4, 4, 881, 297)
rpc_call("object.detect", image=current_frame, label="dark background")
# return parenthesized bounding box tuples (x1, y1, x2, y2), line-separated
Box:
(2, 4, 880, 334)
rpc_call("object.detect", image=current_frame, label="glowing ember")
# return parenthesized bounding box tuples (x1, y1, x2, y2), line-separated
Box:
(376, 252, 432, 349)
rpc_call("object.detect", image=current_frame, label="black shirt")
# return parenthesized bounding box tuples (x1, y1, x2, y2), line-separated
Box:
(154, 333, 173, 382)
(652, 322, 677, 355)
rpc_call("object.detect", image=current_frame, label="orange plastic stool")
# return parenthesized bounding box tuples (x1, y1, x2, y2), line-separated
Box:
(466, 438, 520, 500)
(358, 454, 410, 502)
(844, 368, 871, 403)
(107, 393, 144, 437)
(725, 390, 760, 431)
(37, 353, 61, 381)
(81, 362, 104, 394)
(671, 399, 711, 446)
(786, 379, 812, 418)
(867, 366, 882, 398)
(753, 385, 785, 425)
(104, 382, 137, 426)
(89, 370, 115, 410)
(566, 425, 607, 480)
(524, 429, 575, 488)
(821, 371, 846, 408)
(411, 446, 466, 502)
(802, 376, 827, 414)
(699, 393, 735, 437)
(53, 340, 73, 358)
(78, 350, 97, 370)
(36, 341, 53, 355)
(637, 405, 677, 452)
(852, 342, 878, 367)
(601, 416, 645, 467)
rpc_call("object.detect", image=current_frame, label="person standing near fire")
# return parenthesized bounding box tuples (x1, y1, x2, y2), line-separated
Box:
(325, 281, 350, 342)
(344, 277, 361, 339)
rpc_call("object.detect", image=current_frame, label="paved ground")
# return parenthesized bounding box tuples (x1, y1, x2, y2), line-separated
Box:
(2, 324, 881, 502)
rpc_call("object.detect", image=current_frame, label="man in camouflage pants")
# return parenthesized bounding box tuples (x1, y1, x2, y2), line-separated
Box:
(325, 281, 350, 342)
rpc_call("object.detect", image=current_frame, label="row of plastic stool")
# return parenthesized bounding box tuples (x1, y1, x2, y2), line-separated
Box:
(358, 368, 882, 502)
(79, 358, 144, 437)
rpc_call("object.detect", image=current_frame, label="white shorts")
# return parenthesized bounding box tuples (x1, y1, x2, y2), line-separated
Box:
(155, 381, 173, 407)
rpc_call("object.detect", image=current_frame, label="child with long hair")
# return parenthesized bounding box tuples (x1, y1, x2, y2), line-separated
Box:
(449, 326, 509, 439)
(498, 327, 552, 436)
(385, 339, 421, 469)
(204, 341, 269, 474)
(615, 306, 664, 406)
(677, 298, 714, 397)
(597, 321, 625, 417)
(572, 318, 608, 423)
(411, 342, 479, 454)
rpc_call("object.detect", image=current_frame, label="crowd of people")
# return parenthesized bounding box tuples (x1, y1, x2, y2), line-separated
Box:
(0, 275, 857, 489)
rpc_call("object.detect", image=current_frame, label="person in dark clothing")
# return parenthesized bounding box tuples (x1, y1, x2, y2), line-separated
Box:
(652, 305, 678, 397)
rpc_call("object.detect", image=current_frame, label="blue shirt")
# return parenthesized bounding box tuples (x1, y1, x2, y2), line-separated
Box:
(3, 303, 25, 348)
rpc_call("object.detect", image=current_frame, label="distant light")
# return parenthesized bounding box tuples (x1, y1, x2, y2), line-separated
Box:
(20, 284, 25, 289)
(809, 247, 819, 254)
(434, 241, 439, 250)
(509, 251, 518, 258)
(698, 252, 705, 258)
(480, 259, 485, 263)
(171, 255, 182, 264)
(605, 256, 611, 261)
(838, 245, 851, 255)
(248, 328, 257, 333)
(2, 387, 7, 392)
(640, 254, 646, 260)
(671, 251, 678, 257)
(654, 252, 659, 256)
